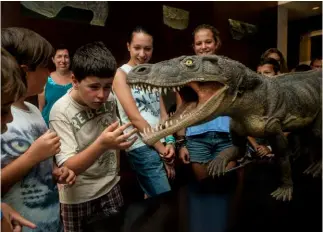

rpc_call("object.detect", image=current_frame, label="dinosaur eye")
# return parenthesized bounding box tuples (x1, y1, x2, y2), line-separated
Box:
(185, 59, 193, 66)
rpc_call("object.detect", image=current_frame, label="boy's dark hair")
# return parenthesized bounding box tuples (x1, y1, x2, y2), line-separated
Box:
(192, 24, 221, 50)
(258, 57, 280, 74)
(128, 26, 154, 44)
(1, 27, 54, 71)
(310, 56, 322, 66)
(71, 41, 117, 82)
(1, 47, 27, 101)
(294, 64, 311, 72)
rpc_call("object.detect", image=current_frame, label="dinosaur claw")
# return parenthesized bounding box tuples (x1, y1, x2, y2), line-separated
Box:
(271, 185, 293, 201)
(303, 161, 322, 178)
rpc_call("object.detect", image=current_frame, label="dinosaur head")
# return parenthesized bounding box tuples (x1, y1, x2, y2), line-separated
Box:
(127, 55, 253, 145)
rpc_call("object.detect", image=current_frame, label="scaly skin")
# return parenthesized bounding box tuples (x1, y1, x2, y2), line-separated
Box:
(127, 55, 322, 201)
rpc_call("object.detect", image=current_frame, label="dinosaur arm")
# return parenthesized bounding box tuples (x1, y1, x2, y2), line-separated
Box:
(265, 118, 293, 200)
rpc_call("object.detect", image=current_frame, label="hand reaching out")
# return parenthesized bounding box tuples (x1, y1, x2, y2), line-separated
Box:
(1, 203, 36, 232)
(98, 121, 138, 150)
(26, 130, 61, 163)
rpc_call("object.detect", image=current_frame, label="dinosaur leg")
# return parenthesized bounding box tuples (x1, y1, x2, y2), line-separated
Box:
(207, 129, 246, 177)
(267, 133, 293, 201)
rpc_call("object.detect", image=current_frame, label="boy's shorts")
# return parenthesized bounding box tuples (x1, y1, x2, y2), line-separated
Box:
(127, 145, 171, 197)
(186, 131, 232, 163)
(61, 184, 123, 232)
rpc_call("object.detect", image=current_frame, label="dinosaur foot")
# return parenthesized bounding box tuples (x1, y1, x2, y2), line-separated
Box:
(303, 161, 322, 178)
(270, 185, 293, 201)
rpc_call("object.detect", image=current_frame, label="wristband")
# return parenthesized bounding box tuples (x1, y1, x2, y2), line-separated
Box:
(165, 135, 176, 144)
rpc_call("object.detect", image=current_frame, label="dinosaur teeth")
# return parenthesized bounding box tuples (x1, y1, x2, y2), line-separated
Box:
(147, 85, 151, 92)
(165, 121, 169, 128)
(163, 88, 167, 94)
(169, 120, 173, 126)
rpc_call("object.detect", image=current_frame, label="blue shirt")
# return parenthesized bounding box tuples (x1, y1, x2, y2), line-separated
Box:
(186, 116, 230, 136)
(42, 77, 72, 126)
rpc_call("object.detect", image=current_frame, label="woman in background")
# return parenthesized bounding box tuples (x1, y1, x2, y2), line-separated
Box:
(38, 45, 72, 125)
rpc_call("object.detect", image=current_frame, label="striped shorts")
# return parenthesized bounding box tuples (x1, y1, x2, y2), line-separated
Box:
(61, 184, 124, 232)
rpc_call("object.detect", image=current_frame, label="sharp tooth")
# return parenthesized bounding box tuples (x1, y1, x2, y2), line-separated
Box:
(159, 87, 162, 93)
(172, 87, 177, 92)
(165, 121, 169, 128)
(147, 85, 151, 92)
(153, 87, 157, 93)
(159, 125, 163, 130)
(163, 88, 167, 95)
(139, 132, 144, 137)
(176, 86, 180, 91)
(169, 120, 173, 126)
(143, 127, 147, 135)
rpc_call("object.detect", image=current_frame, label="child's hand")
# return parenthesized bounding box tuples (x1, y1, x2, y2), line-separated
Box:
(26, 130, 61, 163)
(164, 144, 175, 159)
(98, 121, 138, 150)
(179, 147, 190, 164)
(256, 145, 271, 157)
(1, 202, 37, 232)
(52, 166, 76, 185)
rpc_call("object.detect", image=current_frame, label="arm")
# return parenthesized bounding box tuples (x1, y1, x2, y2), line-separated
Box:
(1, 130, 60, 194)
(2, 153, 42, 194)
(159, 97, 168, 122)
(50, 119, 107, 175)
(38, 88, 45, 112)
(175, 92, 186, 137)
(50, 119, 137, 176)
(247, 136, 259, 150)
(112, 69, 166, 155)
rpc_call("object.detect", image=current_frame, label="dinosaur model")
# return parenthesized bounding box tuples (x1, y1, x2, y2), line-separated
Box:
(126, 55, 322, 201)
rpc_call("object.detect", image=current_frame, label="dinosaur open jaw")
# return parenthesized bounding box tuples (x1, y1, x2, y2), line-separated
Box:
(127, 81, 228, 146)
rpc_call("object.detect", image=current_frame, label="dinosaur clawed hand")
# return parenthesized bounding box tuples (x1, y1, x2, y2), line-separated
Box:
(270, 185, 293, 201)
(207, 156, 228, 177)
(303, 161, 322, 178)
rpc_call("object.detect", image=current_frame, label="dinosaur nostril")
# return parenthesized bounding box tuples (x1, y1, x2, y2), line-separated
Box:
(137, 67, 147, 73)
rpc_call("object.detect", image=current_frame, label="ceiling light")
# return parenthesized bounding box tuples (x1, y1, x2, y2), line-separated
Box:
(312, 6, 320, 10)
